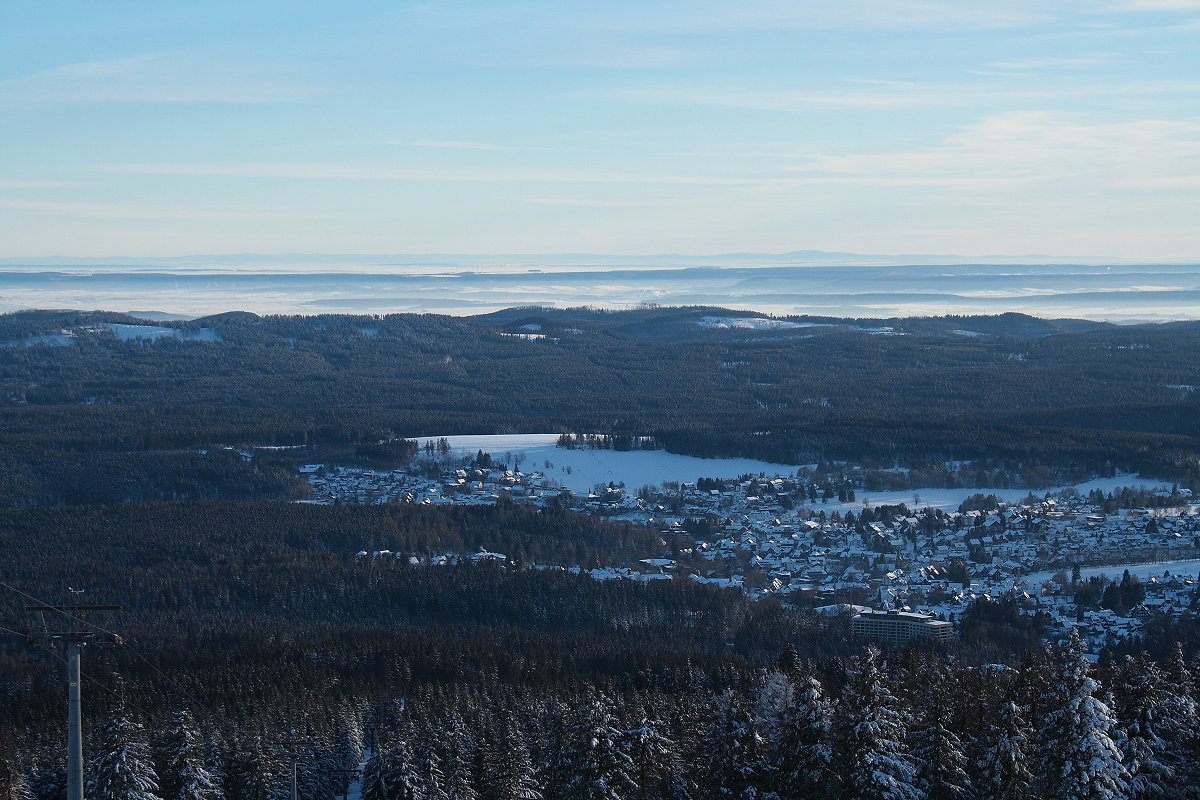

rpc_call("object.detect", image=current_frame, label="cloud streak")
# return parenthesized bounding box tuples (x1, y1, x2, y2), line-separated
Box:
(578, 79, 1200, 113)
(787, 112, 1200, 196)
(0, 53, 313, 105)
(0, 199, 330, 220)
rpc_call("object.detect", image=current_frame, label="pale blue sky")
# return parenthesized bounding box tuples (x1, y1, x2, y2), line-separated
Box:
(2, 1, 1198, 259)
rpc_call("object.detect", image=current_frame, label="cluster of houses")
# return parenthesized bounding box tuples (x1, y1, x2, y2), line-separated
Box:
(306, 460, 1200, 650)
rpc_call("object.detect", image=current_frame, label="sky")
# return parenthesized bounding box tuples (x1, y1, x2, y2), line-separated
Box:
(1, 0, 1198, 259)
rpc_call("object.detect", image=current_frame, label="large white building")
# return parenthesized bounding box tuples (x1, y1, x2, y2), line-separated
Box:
(851, 609, 954, 645)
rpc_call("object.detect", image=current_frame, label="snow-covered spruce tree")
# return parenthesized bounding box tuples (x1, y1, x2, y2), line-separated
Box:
(384, 734, 425, 800)
(177, 752, 223, 800)
(774, 674, 831, 800)
(360, 740, 391, 800)
(542, 693, 636, 800)
(333, 704, 367, 793)
(0, 766, 33, 800)
(830, 647, 921, 800)
(753, 670, 795, 758)
(1034, 631, 1129, 800)
(1113, 654, 1174, 800)
(27, 747, 64, 800)
(486, 719, 541, 800)
(974, 701, 1032, 800)
(154, 711, 192, 800)
(441, 717, 478, 800)
(155, 711, 222, 800)
(222, 736, 281, 800)
(415, 739, 449, 800)
(1160, 644, 1200, 797)
(910, 691, 972, 800)
(1016, 645, 1058, 734)
(702, 689, 773, 800)
(0, 735, 35, 800)
(625, 717, 690, 800)
(298, 744, 338, 800)
(87, 712, 162, 800)
(200, 732, 227, 800)
(775, 644, 804, 682)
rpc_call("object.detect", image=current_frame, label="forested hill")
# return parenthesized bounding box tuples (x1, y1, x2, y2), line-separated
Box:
(1, 307, 1198, 505)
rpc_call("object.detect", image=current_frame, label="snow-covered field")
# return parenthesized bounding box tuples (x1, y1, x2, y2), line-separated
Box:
(824, 475, 1176, 513)
(104, 323, 221, 342)
(414, 434, 799, 493)
(412, 434, 1175, 504)
(697, 316, 815, 330)
(1023, 559, 1200, 587)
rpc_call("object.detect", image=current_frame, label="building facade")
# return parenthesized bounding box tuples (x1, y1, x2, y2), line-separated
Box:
(851, 609, 954, 645)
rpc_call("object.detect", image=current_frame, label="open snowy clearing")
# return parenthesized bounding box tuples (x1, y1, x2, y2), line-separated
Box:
(104, 323, 221, 342)
(1022, 559, 1200, 587)
(412, 435, 1175, 504)
(414, 434, 798, 493)
(822, 475, 1176, 514)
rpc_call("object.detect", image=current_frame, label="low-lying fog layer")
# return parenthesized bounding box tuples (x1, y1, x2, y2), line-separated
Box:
(2, 259, 1198, 321)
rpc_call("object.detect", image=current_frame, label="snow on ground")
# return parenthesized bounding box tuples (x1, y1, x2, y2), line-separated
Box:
(823, 474, 1174, 514)
(1066, 475, 1176, 495)
(1022, 559, 1200, 587)
(823, 487, 1039, 513)
(343, 751, 369, 800)
(414, 434, 799, 492)
(697, 316, 815, 330)
(412, 435, 1174, 505)
(696, 316, 901, 334)
(104, 323, 221, 342)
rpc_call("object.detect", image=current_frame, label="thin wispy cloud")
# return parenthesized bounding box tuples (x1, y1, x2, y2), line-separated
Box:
(1106, 0, 1200, 9)
(385, 140, 547, 151)
(0, 181, 82, 189)
(845, 79, 917, 87)
(523, 197, 692, 207)
(50, 56, 157, 78)
(87, 162, 773, 185)
(789, 112, 1200, 192)
(965, 70, 1036, 78)
(580, 79, 1200, 113)
(84, 161, 1043, 190)
(1118, 175, 1200, 187)
(0, 53, 312, 105)
(0, 199, 329, 220)
(580, 85, 931, 111)
(990, 54, 1116, 70)
(599, 1, 1052, 33)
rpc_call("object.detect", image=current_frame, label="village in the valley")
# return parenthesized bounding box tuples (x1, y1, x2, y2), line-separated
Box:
(296, 439, 1200, 653)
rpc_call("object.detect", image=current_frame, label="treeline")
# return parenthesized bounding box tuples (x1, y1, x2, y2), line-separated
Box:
(0, 446, 303, 507)
(655, 420, 1200, 489)
(0, 500, 663, 582)
(555, 434, 657, 451)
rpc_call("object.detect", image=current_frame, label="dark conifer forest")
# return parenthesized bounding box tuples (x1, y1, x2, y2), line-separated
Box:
(3, 306, 1200, 800)
(1, 307, 1199, 507)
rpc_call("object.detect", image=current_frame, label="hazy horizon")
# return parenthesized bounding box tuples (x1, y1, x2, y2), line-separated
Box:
(4, 257, 1198, 323)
